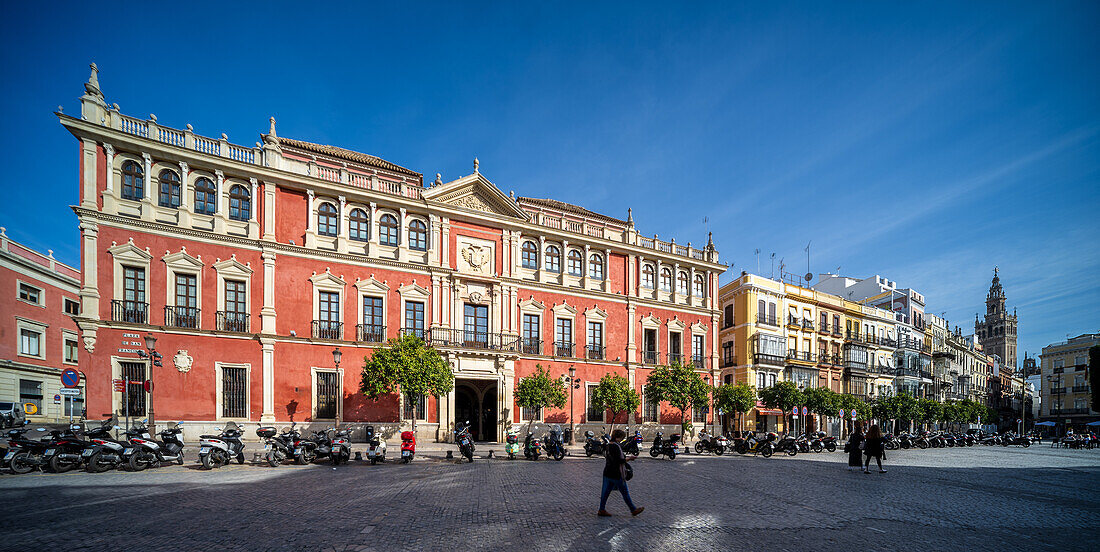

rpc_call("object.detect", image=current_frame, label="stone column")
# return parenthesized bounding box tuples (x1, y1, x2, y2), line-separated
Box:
(260, 337, 276, 423)
(213, 170, 228, 233)
(140, 153, 155, 221)
(81, 139, 97, 209)
(603, 248, 611, 293)
(261, 250, 277, 334)
(582, 244, 591, 288)
(178, 162, 192, 228)
(398, 207, 408, 263)
(305, 190, 317, 248)
(261, 180, 275, 242)
(102, 143, 116, 214)
(336, 195, 349, 253)
(79, 219, 100, 319)
(367, 202, 379, 256)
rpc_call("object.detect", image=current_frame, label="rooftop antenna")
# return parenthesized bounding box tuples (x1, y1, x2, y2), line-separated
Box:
(769, 252, 775, 278)
(755, 249, 761, 275)
(803, 241, 813, 284)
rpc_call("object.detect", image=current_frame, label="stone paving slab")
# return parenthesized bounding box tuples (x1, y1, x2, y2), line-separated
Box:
(1, 445, 1097, 551)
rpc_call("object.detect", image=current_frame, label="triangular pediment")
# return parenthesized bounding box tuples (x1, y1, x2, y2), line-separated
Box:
(423, 173, 530, 220)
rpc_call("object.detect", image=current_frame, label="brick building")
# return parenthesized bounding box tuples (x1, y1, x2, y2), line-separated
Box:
(0, 228, 83, 423)
(61, 64, 724, 441)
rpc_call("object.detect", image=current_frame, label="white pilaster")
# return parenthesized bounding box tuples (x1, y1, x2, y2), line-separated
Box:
(260, 337, 276, 423)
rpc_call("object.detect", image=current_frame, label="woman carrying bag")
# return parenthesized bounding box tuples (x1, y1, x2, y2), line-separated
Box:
(597, 429, 644, 517)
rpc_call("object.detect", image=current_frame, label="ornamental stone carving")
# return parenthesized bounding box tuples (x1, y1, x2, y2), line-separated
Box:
(174, 350, 194, 373)
(454, 193, 491, 212)
(461, 244, 490, 272)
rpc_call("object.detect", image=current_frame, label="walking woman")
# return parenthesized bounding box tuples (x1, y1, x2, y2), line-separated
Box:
(598, 429, 644, 517)
(847, 424, 864, 472)
(863, 424, 886, 473)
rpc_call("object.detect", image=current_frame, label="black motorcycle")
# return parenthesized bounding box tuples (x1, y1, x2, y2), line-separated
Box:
(583, 429, 608, 457)
(523, 430, 542, 461)
(621, 430, 644, 456)
(694, 430, 727, 455)
(82, 416, 130, 473)
(2, 424, 51, 474)
(257, 424, 299, 467)
(198, 422, 246, 469)
(454, 422, 475, 462)
(773, 433, 798, 456)
(649, 432, 680, 460)
(542, 424, 566, 461)
(127, 421, 186, 470)
(42, 423, 91, 473)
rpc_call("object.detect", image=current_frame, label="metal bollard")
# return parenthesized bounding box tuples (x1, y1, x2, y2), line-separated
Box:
(487, 450, 494, 458)
(354, 451, 363, 461)
(446, 450, 453, 459)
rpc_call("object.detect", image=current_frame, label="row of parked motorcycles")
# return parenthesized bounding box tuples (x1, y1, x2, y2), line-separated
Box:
(882, 430, 1032, 450)
(504, 424, 567, 461)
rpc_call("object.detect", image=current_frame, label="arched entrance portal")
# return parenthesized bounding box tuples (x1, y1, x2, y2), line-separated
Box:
(454, 379, 498, 442)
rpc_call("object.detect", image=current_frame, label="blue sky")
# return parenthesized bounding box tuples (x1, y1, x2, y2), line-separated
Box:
(1, 2, 1097, 363)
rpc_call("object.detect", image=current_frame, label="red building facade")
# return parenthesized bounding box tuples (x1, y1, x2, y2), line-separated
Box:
(64, 65, 724, 441)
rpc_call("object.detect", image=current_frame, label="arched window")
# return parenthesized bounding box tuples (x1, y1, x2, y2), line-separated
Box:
(228, 185, 251, 221)
(588, 253, 604, 280)
(408, 219, 428, 251)
(158, 169, 180, 208)
(349, 208, 369, 242)
(121, 160, 144, 200)
(317, 202, 338, 236)
(194, 177, 217, 214)
(379, 214, 399, 246)
(694, 274, 705, 297)
(521, 241, 539, 269)
(677, 271, 689, 295)
(642, 264, 655, 289)
(545, 245, 561, 273)
(567, 249, 583, 276)
(660, 268, 672, 291)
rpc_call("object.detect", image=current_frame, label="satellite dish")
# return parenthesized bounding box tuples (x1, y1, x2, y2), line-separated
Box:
(805, 273, 813, 282)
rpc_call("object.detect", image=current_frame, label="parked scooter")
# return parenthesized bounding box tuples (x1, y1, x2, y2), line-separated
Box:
(2, 423, 51, 474)
(773, 433, 799, 456)
(82, 416, 131, 473)
(621, 429, 644, 456)
(361, 426, 381, 465)
(505, 425, 523, 459)
(523, 427, 542, 460)
(649, 431, 680, 460)
(127, 421, 186, 470)
(694, 430, 728, 455)
(542, 424, 566, 461)
(198, 421, 246, 469)
(400, 430, 416, 463)
(41, 423, 90, 473)
(454, 422, 475, 462)
(257, 424, 297, 467)
(583, 429, 609, 457)
(736, 432, 776, 457)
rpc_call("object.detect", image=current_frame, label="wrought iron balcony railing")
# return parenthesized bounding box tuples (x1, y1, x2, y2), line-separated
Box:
(312, 320, 343, 340)
(164, 305, 199, 329)
(642, 350, 659, 364)
(112, 299, 148, 324)
(756, 314, 779, 327)
(357, 324, 386, 343)
(216, 311, 249, 333)
(554, 341, 574, 358)
(587, 344, 605, 360)
(428, 327, 520, 352)
(521, 338, 542, 355)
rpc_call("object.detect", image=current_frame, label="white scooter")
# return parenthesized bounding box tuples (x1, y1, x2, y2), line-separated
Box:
(364, 425, 386, 464)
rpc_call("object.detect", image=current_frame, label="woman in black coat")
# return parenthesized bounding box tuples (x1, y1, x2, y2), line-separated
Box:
(847, 425, 864, 471)
(863, 424, 886, 473)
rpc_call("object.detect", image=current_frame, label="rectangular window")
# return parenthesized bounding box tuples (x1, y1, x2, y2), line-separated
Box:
(463, 304, 488, 345)
(18, 283, 41, 305)
(669, 331, 682, 362)
(123, 266, 146, 303)
(643, 392, 658, 422)
(19, 379, 42, 415)
(19, 329, 41, 357)
(555, 318, 573, 357)
(833, 315, 840, 332)
(315, 371, 340, 419)
(693, 404, 706, 423)
(172, 273, 198, 328)
(643, 329, 658, 363)
(222, 366, 248, 418)
(222, 279, 248, 332)
(361, 296, 384, 342)
(757, 371, 766, 389)
(404, 394, 427, 420)
(64, 298, 80, 315)
(586, 384, 603, 422)
(692, 334, 705, 367)
(64, 337, 78, 364)
(404, 301, 425, 338)
(522, 314, 540, 355)
(317, 291, 341, 339)
(1053, 359, 1064, 369)
(724, 305, 734, 328)
(120, 361, 146, 417)
(587, 321, 604, 359)
(522, 405, 542, 421)
(722, 342, 734, 366)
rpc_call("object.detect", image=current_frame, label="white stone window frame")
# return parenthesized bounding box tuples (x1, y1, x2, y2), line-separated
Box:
(310, 269, 347, 323)
(586, 382, 603, 423)
(584, 306, 608, 356)
(543, 243, 563, 273)
(376, 208, 402, 248)
(588, 252, 605, 280)
(63, 296, 81, 316)
(215, 362, 252, 422)
(355, 276, 390, 334)
(640, 314, 662, 360)
(346, 202, 372, 243)
(311, 366, 343, 421)
(315, 197, 341, 239)
(690, 322, 708, 362)
(114, 153, 146, 204)
(16, 280, 44, 308)
(163, 249, 205, 325)
(62, 329, 80, 365)
(188, 168, 220, 217)
(152, 162, 183, 209)
(520, 238, 540, 271)
(16, 317, 48, 360)
(213, 255, 254, 322)
(552, 302, 577, 350)
(693, 274, 706, 298)
(224, 176, 256, 235)
(659, 267, 673, 292)
(108, 240, 153, 306)
(398, 282, 431, 330)
(566, 248, 585, 277)
(667, 318, 686, 362)
(641, 263, 656, 289)
(406, 214, 430, 252)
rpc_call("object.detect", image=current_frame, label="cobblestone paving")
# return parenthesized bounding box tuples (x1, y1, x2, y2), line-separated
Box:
(2, 445, 1098, 551)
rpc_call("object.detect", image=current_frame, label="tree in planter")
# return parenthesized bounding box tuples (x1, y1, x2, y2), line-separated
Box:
(917, 398, 943, 432)
(759, 381, 805, 434)
(802, 387, 839, 435)
(713, 382, 757, 434)
(359, 333, 455, 437)
(514, 365, 568, 434)
(589, 374, 640, 434)
(643, 362, 710, 437)
(838, 393, 873, 434)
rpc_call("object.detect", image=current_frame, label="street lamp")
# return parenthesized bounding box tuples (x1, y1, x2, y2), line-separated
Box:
(1047, 374, 1063, 437)
(797, 383, 805, 436)
(333, 347, 342, 428)
(565, 365, 579, 444)
(137, 333, 160, 433)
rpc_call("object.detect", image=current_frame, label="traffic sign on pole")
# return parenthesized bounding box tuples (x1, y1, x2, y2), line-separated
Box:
(839, 409, 846, 418)
(59, 388, 81, 396)
(61, 369, 80, 388)
(801, 406, 808, 416)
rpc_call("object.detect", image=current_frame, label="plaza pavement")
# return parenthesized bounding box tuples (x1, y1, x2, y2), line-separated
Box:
(1, 444, 1097, 551)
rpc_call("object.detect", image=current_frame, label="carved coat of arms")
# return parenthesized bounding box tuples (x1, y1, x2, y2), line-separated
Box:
(174, 350, 194, 373)
(461, 245, 490, 272)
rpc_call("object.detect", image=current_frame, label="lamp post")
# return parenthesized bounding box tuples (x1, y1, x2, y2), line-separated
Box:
(332, 347, 342, 429)
(137, 333, 160, 434)
(565, 365, 579, 444)
(1047, 374, 1063, 437)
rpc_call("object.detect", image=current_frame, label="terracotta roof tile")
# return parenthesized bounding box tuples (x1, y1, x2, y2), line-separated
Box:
(517, 197, 627, 225)
(276, 136, 421, 179)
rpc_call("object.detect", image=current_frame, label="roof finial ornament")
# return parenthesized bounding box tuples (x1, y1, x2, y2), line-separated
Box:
(269, 117, 277, 138)
(510, 190, 515, 200)
(474, 157, 479, 174)
(263, 117, 280, 147)
(707, 231, 714, 248)
(434, 173, 442, 186)
(84, 62, 103, 99)
(627, 208, 634, 225)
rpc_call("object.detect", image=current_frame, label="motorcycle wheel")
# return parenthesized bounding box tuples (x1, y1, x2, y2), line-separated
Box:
(128, 451, 151, 471)
(649, 447, 660, 458)
(694, 442, 705, 454)
(554, 450, 565, 461)
(49, 454, 77, 473)
(1023, 441, 1031, 448)
(236, 452, 245, 465)
(811, 443, 823, 453)
(296, 451, 311, 465)
(715, 446, 724, 456)
(266, 451, 280, 468)
(508, 453, 515, 460)
(826, 443, 836, 452)
(761, 446, 773, 458)
(585, 447, 594, 458)
(736, 444, 748, 454)
(9, 451, 34, 474)
(85, 451, 112, 473)
(786, 447, 797, 457)
(668, 450, 676, 460)
(901, 442, 910, 449)
(465, 451, 474, 463)
(200, 453, 214, 470)
(917, 441, 928, 450)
